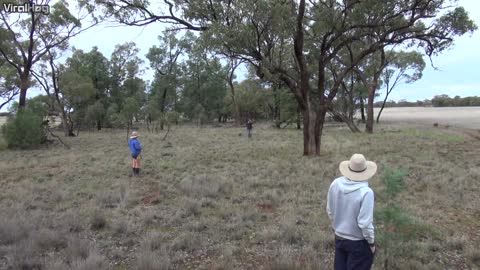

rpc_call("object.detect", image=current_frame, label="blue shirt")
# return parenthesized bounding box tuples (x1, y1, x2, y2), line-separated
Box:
(128, 138, 142, 156)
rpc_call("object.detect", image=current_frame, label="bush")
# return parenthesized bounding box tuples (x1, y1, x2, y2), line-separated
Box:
(381, 167, 408, 198)
(90, 210, 107, 230)
(1, 110, 45, 149)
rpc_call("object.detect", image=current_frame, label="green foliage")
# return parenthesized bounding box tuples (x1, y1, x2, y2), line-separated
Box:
(376, 168, 438, 269)
(381, 167, 408, 198)
(275, 88, 298, 127)
(121, 97, 140, 124)
(432, 95, 480, 107)
(193, 104, 207, 126)
(110, 42, 144, 108)
(0, 0, 89, 107)
(235, 79, 268, 119)
(85, 100, 106, 126)
(105, 103, 123, 128)
(59, 70, 96, 106)
(1, 109, 45, 149)
(0, 61, 19, 110)
(165, 111, 180, 125)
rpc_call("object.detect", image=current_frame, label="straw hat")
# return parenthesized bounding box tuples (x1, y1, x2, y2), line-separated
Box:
(130, 131, 139, 138)
(339, 154, 377, 182)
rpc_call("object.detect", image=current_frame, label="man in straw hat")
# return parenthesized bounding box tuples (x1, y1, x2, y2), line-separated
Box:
(327, 153, 377, 270)
(128, 131, 142, 176)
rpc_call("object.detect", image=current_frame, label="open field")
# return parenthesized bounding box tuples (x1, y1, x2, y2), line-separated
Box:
(0, 124, 479, 269)
(377, 107, 480, 130)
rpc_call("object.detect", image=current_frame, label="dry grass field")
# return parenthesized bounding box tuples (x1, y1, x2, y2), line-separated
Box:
(0, 122, 479, 270)
(377, 107, 480, 130)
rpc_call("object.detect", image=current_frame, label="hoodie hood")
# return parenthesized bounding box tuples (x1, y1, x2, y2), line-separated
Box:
(338, 176, 369, 194)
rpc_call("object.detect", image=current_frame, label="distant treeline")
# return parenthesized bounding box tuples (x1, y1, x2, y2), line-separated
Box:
(374, 95, 480, 108)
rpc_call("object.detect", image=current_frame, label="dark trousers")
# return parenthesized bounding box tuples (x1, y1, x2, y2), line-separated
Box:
(334, 239, 374, 270)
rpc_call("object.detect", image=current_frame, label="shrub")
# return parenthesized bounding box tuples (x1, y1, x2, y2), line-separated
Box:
(64, 237, 92, 264)
(71, 251, 109, 270)
(381, 167, 408, 198)
(90, 210, 107, 230)
(62, 211, 84, 233)
(138, 233, 170, 270)
(171, 232, 202, 252)
(136, 249, 171, 270)
(1, 110, 45, 149)
(0, 218, 29, 245)
(33, 228, 67, 251)
(466, 245, 480, 268)
(12, 239, 44, 270)
(112, 219, 129, 236)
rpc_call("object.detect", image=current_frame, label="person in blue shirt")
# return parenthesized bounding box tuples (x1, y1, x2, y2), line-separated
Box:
(128, 131, 142, 176)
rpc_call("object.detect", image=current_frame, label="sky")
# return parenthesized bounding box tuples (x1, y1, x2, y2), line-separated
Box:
(12, 0, 480, 107)
(386, 0, 480, 101)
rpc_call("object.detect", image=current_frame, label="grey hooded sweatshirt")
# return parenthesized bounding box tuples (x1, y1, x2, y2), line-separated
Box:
(326, 176, 374, 244)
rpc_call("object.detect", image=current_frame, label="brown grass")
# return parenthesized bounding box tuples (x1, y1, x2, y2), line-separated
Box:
(0, 123, 479, 269)
(377, 106, 480, 130)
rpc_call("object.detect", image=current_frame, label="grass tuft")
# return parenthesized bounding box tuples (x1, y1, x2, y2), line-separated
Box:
(90, 209, 107, 230)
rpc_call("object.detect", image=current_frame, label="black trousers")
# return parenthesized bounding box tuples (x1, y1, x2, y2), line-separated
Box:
(334, 239, 374, 270)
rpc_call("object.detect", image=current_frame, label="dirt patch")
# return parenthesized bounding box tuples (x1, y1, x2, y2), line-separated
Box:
(256, 203, 275, 213)
(141, 191, 161, 205)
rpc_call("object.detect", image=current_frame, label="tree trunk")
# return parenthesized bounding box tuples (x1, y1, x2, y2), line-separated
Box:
(329, 109, 360, 133)
(296, 106, 301, 130)
(348, 92, 355, 121)
(360, 98, 366, 123)
(160, 87, 168, 130)
(302, 108, 316, 155)
(376, 92, 390, 123)
(301, 103, 325, 156)
(365, 87, 375, 133)
(60, 111, 69, 136)
(18, 74, 29, 109)
(229, 82, 240, 126)
(97, 120, 102, 131)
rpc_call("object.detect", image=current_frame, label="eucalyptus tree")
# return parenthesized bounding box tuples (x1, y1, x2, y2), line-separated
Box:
(0, 0, 98, 109)
(89, 0, 476, 156)
(58, 69, 96, 135)
(376, 51, 425, 123)
(121, 96, 140, 139)
(66, 47, 110, 130)
(146, 31, 191, 129)
(30, 49, 73, 136)
(224, 57, 243, 125)
(353, 48, 388, 133)
(0, 58, 19, 110)
(110, 42, 144, 109)
(178, 41, 227, 122)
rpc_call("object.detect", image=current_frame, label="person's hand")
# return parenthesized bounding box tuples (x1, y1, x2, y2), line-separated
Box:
(370, 245, 376, 254)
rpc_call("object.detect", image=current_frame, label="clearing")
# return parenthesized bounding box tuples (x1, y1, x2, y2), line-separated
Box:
(0, 122, 479, 269)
